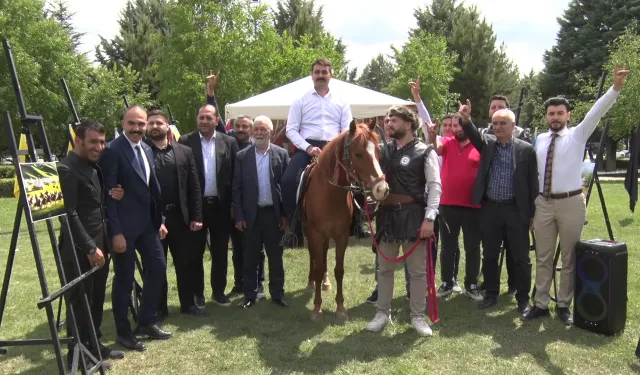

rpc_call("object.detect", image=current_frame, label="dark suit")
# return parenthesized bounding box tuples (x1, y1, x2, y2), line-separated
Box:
(58, 152, 110, 350)
(100, 135, 166, 337)
(146, 140, 203, 313)
(461, 120, 538, 303)
(179, 130, 239, 299)
(232, 144, 289, 300)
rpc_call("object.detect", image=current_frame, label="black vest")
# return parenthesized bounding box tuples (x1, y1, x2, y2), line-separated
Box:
(381, 139, 430, 203)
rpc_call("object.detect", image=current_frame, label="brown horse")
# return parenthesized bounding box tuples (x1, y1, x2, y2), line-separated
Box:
(300, 120, 390, 320)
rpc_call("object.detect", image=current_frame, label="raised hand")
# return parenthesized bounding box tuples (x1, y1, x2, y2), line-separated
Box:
(206, 70, 220, 96)
(458, 99, 471, 123)
(409, 76, 422, 100)
(613, 63, 630, 91)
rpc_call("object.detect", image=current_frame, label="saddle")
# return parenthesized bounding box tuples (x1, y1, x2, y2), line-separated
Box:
(295, 161, 317, 222)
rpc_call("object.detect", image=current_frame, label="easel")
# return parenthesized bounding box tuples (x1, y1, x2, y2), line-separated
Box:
(531, 71, 615, 304)
(0, 39, 105, 374)
(61, 79, 144, 323)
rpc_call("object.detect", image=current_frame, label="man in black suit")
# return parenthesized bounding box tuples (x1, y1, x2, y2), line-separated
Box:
(179, 104, 239, 307)
(145, 109, 207, 317)
(101, 106, 172, 352)
(58, 120, 125, 367)
(458, 100, 538, 313)
(232, 115, 289, 308)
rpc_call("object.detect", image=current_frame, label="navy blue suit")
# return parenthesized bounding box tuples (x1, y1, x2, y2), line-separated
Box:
(100, 135, 166, 337)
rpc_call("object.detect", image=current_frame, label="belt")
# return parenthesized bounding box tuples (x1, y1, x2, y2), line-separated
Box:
(257, 205, 274, 210)
(203, 196, 219, 204)
(380, 193, 416, 206)
(306, 139, 328, 149)
(540, 189, 582, 200)
(164, 203, 177, 211)
(485, 197, 516, 205)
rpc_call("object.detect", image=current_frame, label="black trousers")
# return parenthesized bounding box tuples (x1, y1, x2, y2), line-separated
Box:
(480, 200, 531, 303)
(439, 205, 481, 288)
(503, 234, 516, 289)
(194, 198, 231, 299)
(349, 191, 366, 235)
(62, 248, 110, 349)
(159, 207, 198, 312)
(243, 206, 285, 300)
(230, 223, 265, 291)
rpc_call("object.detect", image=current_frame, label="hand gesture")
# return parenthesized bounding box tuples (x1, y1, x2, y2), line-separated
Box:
(409, 76, 422, 101)
(206, 70, 220, 96)
(458, 99, 471, 123)
(613, 63, 629, 92)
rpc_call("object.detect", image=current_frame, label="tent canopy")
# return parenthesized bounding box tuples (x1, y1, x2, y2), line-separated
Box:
(225, 76, 413, 120)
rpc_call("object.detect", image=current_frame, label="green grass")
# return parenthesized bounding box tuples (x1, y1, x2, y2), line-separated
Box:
(0, 181, 639, 374)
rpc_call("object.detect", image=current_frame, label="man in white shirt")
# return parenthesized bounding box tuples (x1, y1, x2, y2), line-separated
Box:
(282, 58, 353, 236)
(523, 64, 629, 324)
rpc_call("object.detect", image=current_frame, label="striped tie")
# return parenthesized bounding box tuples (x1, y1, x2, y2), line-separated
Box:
(542, 133, 559, 198)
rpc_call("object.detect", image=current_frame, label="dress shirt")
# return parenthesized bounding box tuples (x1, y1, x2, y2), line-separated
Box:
(535, 86, 620, 193)
(200, 132, 218, 197)
(424, 148, 442, 221)
(151, 142, 179, 205)
(124, 134, 150, 184)
(285, 88, 352, 151)
(255, 146, 273, 207)
(486, 139, 515, 201)
(416, 100, 433, 138)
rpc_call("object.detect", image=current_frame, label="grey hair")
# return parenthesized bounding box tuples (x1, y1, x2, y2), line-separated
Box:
(253, 115, 273, 131)
(234, 115, 253, 128)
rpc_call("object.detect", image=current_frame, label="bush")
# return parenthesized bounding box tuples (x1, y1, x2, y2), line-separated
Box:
(616, 159, 630, 170)
(0, 165, 15, 178)
(0, 178, 14, 198)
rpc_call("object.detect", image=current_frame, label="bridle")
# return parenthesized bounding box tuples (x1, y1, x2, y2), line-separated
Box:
(328, 129, 385, 194)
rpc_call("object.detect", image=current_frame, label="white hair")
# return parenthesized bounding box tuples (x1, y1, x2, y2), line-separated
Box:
(253, 115, 273, 131)
(492, 108, 516, 123)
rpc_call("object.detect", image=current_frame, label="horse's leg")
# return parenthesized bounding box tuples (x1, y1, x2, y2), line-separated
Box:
(308, 230, 325, 321)
(306, 247, 315, 291)
(322, 247, 331, 291)
(334, 233, 349, 319)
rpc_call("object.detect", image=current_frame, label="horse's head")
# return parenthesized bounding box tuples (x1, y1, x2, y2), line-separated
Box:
(339, 119, 390, 201)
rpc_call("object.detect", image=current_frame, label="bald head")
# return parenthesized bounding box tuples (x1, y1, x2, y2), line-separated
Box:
(122, 106, 147, 143)
(197, 104, 218, 139)
(492, 108, 516, 123)
(491, 109, 516, 144)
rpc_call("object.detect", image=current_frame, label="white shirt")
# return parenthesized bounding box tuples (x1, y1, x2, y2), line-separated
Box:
(124, 134, 150, 185)
(285, 88, 352, 151)
(535, 86, 620, 193)
(200, 132, 218, 197)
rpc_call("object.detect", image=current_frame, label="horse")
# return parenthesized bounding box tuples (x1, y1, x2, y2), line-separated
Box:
(298, 119, 390, 320)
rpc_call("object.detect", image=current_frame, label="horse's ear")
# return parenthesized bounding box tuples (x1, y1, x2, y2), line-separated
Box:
(349, 119, 356, 134)
(368, 118, 376, 131)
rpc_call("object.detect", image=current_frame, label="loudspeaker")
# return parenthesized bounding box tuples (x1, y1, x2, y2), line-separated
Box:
(574, 239, 627, 335)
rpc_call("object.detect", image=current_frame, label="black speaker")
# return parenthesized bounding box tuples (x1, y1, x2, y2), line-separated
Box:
(574, 239, 627, 335)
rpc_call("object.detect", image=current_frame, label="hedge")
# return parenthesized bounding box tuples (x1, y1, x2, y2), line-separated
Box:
(0, 178, 14, 198)
(0, 165, 15, 178)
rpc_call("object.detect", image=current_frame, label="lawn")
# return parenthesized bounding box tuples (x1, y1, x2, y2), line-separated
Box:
(0, 181, 639, 374)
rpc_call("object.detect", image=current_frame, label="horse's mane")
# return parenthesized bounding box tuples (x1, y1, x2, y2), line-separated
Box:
(314, 123, 380, 175)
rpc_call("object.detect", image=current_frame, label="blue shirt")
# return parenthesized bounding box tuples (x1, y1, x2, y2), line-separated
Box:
(486, 139, 515, 201)
(255, 146, 273, 206)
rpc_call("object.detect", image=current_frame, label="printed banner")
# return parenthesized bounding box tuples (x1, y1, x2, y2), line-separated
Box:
(19, 162, 65, 223)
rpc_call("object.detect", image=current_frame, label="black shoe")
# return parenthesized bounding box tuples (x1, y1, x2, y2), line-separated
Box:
(507, 286, 517, 297)
(98, 344, 125, 360)
(557, 307, 574, 325)
(116, 335, 146, 352)
(479, 297, 497, 310)
(134, 324, 172, 340)
(521, 306, 550, 321)
(366, 290, 378, 304)
(517, 301, 532, 314)
(240, 298, 257, 309)
(272, 298, 288, 307)
(257, 286, 266, 300)
(181, 305, 209, 317)
(226, 286, 243, 299)
(194, 295, 206, 309)
(213, 294, 231, 307)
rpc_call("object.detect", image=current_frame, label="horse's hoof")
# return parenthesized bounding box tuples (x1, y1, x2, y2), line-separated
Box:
(311, 311, 322, 321)
(336, 311, 349, 320)
(322, 283, 331, 291)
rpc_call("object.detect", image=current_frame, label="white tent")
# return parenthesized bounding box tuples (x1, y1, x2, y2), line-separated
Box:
(225, 76, 413, 120)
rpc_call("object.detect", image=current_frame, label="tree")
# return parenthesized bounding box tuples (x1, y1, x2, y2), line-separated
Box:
(413, 0, 521, 123)
(46, 0, 84, 50)
(358, 54, 396, 93)
(386, 31, 457, 118)
(539, 0, 640, 100)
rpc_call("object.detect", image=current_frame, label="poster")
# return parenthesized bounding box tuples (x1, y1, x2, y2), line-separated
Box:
(582, 161, 596, 196)
(18, 162, 65, 223)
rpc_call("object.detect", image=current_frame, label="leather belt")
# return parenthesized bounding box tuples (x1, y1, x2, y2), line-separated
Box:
(540, 189, 582, 200)
(380, 194, 416, 206)
(485, 197, 516, 205)
(306, 139, 328, 149)
(204, 196, 219, 204)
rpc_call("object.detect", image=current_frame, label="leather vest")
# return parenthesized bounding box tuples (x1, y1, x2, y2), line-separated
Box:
(381, 139, 430, 203)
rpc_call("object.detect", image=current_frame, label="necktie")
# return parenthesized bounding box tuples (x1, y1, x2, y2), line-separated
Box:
(542, 133, 559, 198)
(135, 145, 147, 184)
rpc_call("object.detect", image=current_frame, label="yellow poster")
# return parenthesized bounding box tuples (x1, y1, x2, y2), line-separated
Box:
(18, 162, 65, 223)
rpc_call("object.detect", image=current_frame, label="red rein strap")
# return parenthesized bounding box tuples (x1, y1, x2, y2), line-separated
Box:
(363, 201, 439, 323)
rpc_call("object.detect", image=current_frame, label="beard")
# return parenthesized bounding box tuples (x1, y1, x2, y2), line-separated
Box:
(454, 133, 467, 142)
(254, 136, 269, 149)
(389, 127, 407, 139)
(548, 120, 565, 131)
(148, 129, 167, 141)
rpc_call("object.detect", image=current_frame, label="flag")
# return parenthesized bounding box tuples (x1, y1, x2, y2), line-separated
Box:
(624, 126, 640, 212)
(67, 124, 76, 152)
(13, 133, 27, 198)
(168, 124, 180, 141)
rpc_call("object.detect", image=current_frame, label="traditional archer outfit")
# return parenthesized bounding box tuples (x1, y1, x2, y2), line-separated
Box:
(367, 137, 441, 335)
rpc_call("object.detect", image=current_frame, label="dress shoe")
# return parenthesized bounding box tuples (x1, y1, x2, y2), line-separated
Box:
(557, 307, 574, 325)
(240, 298, 257, 309)
(479, 297, 497, 310)
(99, 344, 125, 360)
(272, 298, 288, 307)
(520, 306, 550, 321)
(194, 295, 206, 309)
(134, 324, 172, 340)
(226, 286, 243, 299)
(213, 294, 231, 307)
(181, 305, 209, 317)
(116, 335, 146, 352)
(517, 301, 532, 314)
